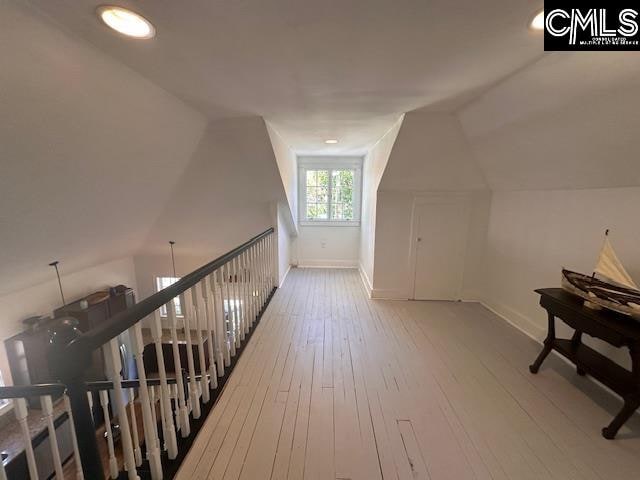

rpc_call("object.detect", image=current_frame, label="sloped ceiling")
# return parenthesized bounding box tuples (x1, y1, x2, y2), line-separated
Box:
(24, 0, 545, 154)
(379, 112, 487, 192)
(458, 52, 640, 190)
(140, 116, 287, 257)
(0, 2, 206, 295)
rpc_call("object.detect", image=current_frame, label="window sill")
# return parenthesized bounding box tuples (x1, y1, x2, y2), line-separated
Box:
(299, 221, 360, 227)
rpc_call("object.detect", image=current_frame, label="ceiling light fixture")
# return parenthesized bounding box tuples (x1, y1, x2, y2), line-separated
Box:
(324, 139, 339, 144)
(97, 6, 156, 39)
(530, 10, 544, 31)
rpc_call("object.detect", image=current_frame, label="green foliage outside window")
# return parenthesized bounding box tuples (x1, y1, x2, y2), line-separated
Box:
(305, 168, 354, 221)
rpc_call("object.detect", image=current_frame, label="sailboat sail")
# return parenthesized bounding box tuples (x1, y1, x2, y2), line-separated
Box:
(594, 237, 638, 290)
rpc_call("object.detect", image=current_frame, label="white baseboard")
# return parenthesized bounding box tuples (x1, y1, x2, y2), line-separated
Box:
(279, 264, 291, 287)
(371, 288, 410, 300)
(297, 259, 358, 268)
(480, 300, 545, 342)
(358, 264, 373, 298)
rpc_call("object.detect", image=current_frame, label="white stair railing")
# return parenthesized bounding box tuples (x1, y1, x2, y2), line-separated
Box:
(0, 228, 277, 480)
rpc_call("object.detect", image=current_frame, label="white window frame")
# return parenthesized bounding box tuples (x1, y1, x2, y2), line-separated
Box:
(156, 276, 184, 318)
(298, 156, 363, 226)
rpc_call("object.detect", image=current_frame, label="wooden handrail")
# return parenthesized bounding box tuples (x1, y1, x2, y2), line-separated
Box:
(0, 376, 191, 399)
(0, 383, 66, 399)
(60, 227, 274, 361)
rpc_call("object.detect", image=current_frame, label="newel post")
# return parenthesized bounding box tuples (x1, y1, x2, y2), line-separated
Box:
(49, 318, 105, 480)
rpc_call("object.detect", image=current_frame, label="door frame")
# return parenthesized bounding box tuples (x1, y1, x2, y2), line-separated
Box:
(408, 192, 471, 300)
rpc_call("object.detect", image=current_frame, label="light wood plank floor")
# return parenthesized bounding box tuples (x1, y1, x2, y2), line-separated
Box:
(177, 268, 640, 480)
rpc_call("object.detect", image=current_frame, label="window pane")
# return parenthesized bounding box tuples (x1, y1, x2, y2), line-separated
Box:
(307, 203, 318, 218)
(331, 203, 343, 220)
(306, 186, 317, 203)
(330, 169, 354, 220)
(306, 170, 317, 186)
(316, 203, 328, 219)
(156, 276, 182, 317)
(305, 169, 330, 220)
(317, 170, 329, 187)
(317, 186, 328, 204)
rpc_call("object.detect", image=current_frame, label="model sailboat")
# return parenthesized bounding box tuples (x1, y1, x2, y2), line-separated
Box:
(561, 230, 640, 320)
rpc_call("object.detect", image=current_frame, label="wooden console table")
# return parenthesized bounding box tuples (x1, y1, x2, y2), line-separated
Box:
(530, 288, 640, 439)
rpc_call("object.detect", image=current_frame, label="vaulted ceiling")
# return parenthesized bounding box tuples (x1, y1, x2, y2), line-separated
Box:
(4, 0, 640, 295)
(24, 0, 545, 154)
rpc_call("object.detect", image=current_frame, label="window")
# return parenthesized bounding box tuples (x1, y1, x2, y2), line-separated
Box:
(298, 157, 362, 225)
(156, 276, 183, 317)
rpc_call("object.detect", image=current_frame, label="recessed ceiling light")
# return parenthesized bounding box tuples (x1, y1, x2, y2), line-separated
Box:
(97, 6, 155, 39)
(324, 139, 338, 144)
(530, 10, 544, 31)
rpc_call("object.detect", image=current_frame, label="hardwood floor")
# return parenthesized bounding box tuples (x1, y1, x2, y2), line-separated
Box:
(176, 268, 640, 480)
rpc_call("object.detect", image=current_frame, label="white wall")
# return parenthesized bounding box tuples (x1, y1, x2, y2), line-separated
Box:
(460, 54, 640, 191)
(0, 257, 138, 385)
(276, 203, 293, 285)
(0, 1, 206, 296)
(267, 124, 299, 230)
(481, 187, 640, 368)
(359, 117, 403, 290)
(294, 226, 360, 268)
(372, 190, 490, 299)
(368, 111, 489, 299)
(379, 112, 486, 191)
(139, 117, 284, 257)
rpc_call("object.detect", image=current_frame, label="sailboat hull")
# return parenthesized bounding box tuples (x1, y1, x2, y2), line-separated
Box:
(561, 269, 640, 320)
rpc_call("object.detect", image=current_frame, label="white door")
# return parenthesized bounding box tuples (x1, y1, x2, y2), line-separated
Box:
(412, 201, 468, 300)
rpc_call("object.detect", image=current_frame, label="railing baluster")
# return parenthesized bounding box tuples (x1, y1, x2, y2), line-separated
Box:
(14, 398, 38, 480)
(200, 278, 218, 388)
(149, 385, 158, 441)
(99, 389, 119, 479)
(229, 261, 241, 351)
(269, 232, 275, 288)
(261, 238, 268, 305)
(260, 238, 267, 306)
(167, 300, 190, 437)
(242, 252, 251, 334)
(103, 339, 139, 480)
(239, 251, 249, 336)
(41, 394, 64, 479)
(222, 262, 237, 358)
(232, 256, 245, 342)
(250, 244, 258, 324)
(181, 290, 201, 419)
(265, 235, 271, 291)
(64, 394, 85, 480)
(212, 269, 230, 369)
(190, 285, 210, 404)
(130, 323, 162, 479)
(150, 312, 178, 459)
(244, 249, 253, 328)
(128, 388, 142, 467)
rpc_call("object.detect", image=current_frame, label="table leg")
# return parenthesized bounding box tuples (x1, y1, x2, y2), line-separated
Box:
(602, 343, 640, 439)
(529, 312, 555, 374)
(602, 395, 640, 439)
(571, 330, 586, 376)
